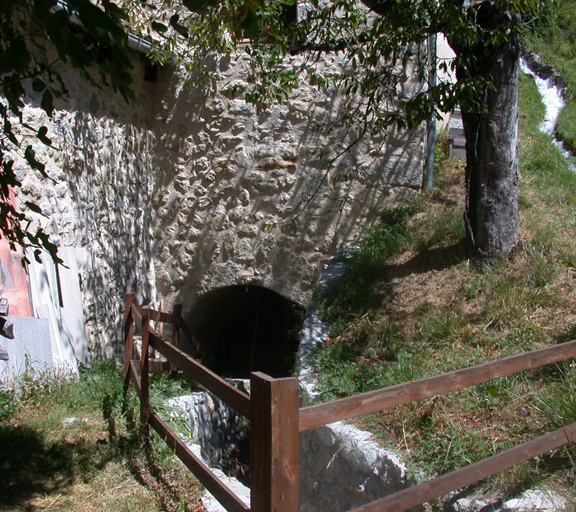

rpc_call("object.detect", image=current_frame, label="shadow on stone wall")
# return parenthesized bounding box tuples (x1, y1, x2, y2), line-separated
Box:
(146, 54, 424, 315)
(19, 59, 156, 357)
(16, 48, 424, 357)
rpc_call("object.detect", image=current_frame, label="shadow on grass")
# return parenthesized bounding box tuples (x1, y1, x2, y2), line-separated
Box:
(0, 424, 77, 508)
(319, 238, 469, 329)
(0, 413, 138, 510)
(385, 240, 468, 281)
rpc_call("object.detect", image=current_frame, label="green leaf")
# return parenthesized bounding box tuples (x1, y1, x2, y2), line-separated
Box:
(102, 0, 129, 21)
(182, 0, 217, 14)
(70, 0, 127, 46)
(111, 46, 133, 68)
(24, 146, 36, 164)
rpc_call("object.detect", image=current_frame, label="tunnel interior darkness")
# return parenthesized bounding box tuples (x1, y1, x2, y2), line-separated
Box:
(185, 285, 305, 379)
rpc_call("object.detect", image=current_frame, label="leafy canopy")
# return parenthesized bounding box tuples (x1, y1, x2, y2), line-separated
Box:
(124, 0, 543, 125)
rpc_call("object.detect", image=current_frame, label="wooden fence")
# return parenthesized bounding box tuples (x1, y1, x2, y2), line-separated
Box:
(123, 293, 576, 512)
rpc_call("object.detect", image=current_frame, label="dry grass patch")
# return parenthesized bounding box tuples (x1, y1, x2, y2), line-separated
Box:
(0, 363, 206, 512)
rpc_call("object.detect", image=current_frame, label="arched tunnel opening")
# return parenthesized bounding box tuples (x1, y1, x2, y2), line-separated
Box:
(185, 285, 305, 379)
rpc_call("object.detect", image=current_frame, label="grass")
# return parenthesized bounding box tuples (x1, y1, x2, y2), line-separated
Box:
(0, 361, 205, 512)
(524, 0, 576, 154)
(311, 60, 576, 508)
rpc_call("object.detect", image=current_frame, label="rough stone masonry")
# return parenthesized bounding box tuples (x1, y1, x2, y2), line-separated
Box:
(9, 46, 425, 357)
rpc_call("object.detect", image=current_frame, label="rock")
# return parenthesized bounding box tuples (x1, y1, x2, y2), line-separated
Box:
(499, 488, 568, 512)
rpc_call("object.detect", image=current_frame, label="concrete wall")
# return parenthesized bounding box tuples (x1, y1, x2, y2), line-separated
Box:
(10, 46, 425, 358)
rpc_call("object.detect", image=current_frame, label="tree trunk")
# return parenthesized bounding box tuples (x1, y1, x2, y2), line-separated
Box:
(459, 32, 521, 263)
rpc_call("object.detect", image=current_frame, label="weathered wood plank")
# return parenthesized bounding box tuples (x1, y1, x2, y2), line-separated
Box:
(131, 303, 143, 328)
(150, 411, 250, 512)
(180, 316, 193, 341)
(148, 309, 173, 325)
(123, 293, 135, 384)
(250, 372, 299, 512)
(170, 304, 182, 374)
(300, 339, 576, 431)
(349, 422, 576, 512)
(180, 317, 204, 357)
(128, 360, 142, 400)
(140, 308, 151, 437)
(149, 332, 251, 417)
(250, 373, 272, 512)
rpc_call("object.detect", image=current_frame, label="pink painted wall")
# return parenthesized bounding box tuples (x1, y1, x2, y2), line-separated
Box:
(0, 188, 32, 317)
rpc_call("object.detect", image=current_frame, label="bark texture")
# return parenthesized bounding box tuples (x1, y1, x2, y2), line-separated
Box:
(458, 29, 521, 262)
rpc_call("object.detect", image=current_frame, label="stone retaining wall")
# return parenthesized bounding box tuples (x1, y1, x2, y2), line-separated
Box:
(11, 46, 425, 356)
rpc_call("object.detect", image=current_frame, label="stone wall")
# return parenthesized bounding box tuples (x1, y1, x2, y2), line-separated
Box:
(11, 57, 156, 357)
(299, 422, 414, 511)
(11, 45, 425, 357)
(150, 53, 425, 313)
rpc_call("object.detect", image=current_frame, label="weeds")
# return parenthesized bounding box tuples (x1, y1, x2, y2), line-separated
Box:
(0, 389, 16, 421)
(531, 364, 576, 429)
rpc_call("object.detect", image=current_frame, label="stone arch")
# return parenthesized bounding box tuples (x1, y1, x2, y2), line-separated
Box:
(184, 285, 305, 378)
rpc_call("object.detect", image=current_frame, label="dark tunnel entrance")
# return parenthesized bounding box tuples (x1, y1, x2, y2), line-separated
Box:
(186, 285, 305, 379)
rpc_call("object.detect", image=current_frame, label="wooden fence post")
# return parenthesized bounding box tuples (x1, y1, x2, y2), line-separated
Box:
(250, 372, 299, 512)
(140, 307, 151, 441)
(123, 293, 135, 390)
(171, 304, 182, 374)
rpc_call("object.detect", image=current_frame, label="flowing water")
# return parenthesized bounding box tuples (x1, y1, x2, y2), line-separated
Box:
(520, 58, 575, 169)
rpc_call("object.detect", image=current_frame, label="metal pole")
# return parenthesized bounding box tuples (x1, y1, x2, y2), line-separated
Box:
(424, 32, 438, 191)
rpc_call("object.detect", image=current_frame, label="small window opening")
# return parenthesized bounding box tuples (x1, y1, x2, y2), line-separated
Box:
(144, 59, 158, 83)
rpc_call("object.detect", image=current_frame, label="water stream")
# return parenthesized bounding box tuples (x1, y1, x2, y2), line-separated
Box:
(520, 57, 575, 168)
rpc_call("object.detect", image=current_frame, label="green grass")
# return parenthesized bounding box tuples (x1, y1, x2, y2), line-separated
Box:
(311, 37, 576, 506)
(0, 361, 204, 512)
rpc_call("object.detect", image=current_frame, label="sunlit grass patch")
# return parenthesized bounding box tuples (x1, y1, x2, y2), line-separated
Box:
(0, 361, 205, 512)
(311, 43, 576, 506)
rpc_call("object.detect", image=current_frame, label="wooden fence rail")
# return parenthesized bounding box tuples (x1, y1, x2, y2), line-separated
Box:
(149, 331, 251, 416)
(123, 294, 298, 512)
(123, 294, 576, 512)
(349, 422, 576, 512)
(299, 338, 576, 431)
(150, 410, 251, 512)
